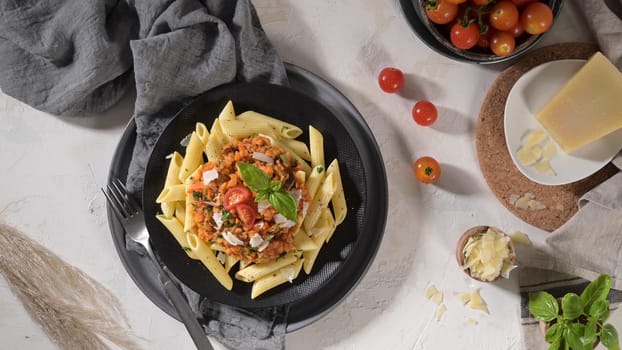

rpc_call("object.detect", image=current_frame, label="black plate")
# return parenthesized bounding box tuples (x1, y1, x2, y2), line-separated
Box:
(106, 64, 388, 331)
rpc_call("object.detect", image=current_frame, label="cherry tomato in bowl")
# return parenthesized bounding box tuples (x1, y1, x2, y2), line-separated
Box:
(520, 2, 553, 35)
(424, 0, 459, 25)
(412, 100, 438, 126)
(450, 21, 480, 50)
(413, 156, 441, 184)
(378, 67, 404, 93)
(489, 1, 519, 31)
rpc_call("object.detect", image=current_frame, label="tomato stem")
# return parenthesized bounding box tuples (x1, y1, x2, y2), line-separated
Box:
(425, 166, 434, 177)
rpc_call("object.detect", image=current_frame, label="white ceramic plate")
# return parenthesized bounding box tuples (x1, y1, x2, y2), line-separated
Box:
(504, 59, 622, 186)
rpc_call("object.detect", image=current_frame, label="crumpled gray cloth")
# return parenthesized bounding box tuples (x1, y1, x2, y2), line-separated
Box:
(0, 1, 288, 349)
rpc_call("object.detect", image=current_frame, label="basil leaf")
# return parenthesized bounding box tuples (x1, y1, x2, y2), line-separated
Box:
(547, 337, 562, 350)
(270, 181, 282, 192)
(269, 190, 298, 222)
(601, 323, 620, 350)
(255, 192, 270, 203)
(237, 162, 271, 192)
(529, 292, 559, 322)
(589, 299, 609, 322)
(580, 274, 611, 312)
(545, 323, 563, 343)
(561, 293, 583, 320)
(584, 318, 597, 343)
(566, 323, 586, 350)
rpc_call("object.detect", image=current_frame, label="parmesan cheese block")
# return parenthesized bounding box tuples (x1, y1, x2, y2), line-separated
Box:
(535, 52, 622, 153)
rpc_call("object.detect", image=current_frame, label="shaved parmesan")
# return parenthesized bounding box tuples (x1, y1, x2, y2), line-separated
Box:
(534, 159, 556, 175)
(216, 251, 226, 265)
(467, 288, 489, 314)
(257, 200, 271, 214)
(180, 133, 193, 147)
(516, 128, 558, 175)
(252, 151, 274, 164)
(456, 292, 471, 305)
(521, 128, 548, 147)
(462, 228, 514, 282)
(517, 147, 538, 166)
(274, 214, 295, 228)
(279, 267, 297, 283)
(222, 231, 244, 246)
(425, 284, 444, 305)
(465, 317, 478, 325)
(203, 169, 219, 185)
(508, 194, 520, 206)
(542, 141, 557, 160)
(212, 212, 223, 230)
(510, 231, 532, 246)
(165, 153, 174, 160)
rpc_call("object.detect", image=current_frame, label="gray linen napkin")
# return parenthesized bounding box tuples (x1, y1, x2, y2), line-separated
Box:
(0, 1, 289, 349)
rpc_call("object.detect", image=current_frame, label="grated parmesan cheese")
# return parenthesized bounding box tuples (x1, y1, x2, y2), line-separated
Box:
(462, 228, 515, 282)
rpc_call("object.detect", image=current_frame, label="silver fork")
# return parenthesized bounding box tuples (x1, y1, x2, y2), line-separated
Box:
(103, 178, 213, 350)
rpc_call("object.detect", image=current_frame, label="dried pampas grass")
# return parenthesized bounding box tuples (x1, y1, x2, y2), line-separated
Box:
(0, 221, 142, 350)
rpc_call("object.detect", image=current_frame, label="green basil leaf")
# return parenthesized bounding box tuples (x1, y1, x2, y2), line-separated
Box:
(269, 190, 298, 222)
(562, 293, 583, 320)
(589, 299, 609, 322)
(601, 323, 620, 350)
(237, 162, 271, 192)
(270, 181, 282, 192)
(547, 337, 562, 350)
(255, 192, 270, 203)
(581, 274, 611, 312)
(566, 323, 586, 350)
(545, 323, 563, 343)
(584, 318, 597, 343)
(529, 292, 559, 322)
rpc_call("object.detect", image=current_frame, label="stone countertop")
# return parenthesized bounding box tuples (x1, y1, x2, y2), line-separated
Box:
(0, 0, 604, 349)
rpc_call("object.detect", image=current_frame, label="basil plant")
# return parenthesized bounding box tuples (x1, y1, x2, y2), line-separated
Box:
(529, 274, 620, 350)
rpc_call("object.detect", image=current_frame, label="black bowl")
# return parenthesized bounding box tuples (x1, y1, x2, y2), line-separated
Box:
(407, 0, 565, 64)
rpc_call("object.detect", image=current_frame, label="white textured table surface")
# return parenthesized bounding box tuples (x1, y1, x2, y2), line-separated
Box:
(0, 1, 601, 349)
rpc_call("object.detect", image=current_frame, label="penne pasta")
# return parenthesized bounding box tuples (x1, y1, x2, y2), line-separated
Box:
(251, 258, 304, 299)
(156, 214, 197, 260)
(303, 208, 335, 274)
(186, 232, 233, 290)
(156, 184, 186, 203)
(195, 122, 209, 145)
(178, 132, 204, 182)
(160, 201, 175, 219)
(309, 125, 325, 169)
(237, 110, 303, 139)
(303, 172, 336, 233)
(235, 251, 299, 283)
(294, 229, 318, 251)
(217, 100, 236, 121)
(326, 159, 347, 225)
(281, 138, 311, 161)
(205, 118, 226, 161)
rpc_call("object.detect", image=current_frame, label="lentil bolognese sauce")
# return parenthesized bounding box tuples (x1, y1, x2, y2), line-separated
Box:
(187, 135, 309, 264)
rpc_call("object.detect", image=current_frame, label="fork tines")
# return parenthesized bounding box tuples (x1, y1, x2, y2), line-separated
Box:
(102, 178, 141, 220)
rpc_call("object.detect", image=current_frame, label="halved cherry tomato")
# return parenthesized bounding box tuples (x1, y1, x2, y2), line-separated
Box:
(489, 1, 519, 31)
(412, 100, 438, 126)
(413, 156, 441, 184)
(450, 21, 480, 50)
(520, 2, 553, 35)
(223, 186, 251, 210)
(378, 67, 404, 93)
(235, 203, 256, 231)
(490, 31, 516, 56)
(425, 0, 459, 25)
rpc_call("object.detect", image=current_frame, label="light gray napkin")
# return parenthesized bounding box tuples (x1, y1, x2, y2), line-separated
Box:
(0, 1, 288, 349)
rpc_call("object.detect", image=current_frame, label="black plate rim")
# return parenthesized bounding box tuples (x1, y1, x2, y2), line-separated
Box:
(105, 63, 388, 332)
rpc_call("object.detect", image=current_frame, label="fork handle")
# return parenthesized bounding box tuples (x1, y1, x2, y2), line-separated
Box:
(162, 277, 214, 350)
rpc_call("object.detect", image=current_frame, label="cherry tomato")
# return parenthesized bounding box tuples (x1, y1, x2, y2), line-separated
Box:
(489, 1, 519, 31)
(235, 203, 256, 231)
(413, 156, 441, 184)
(509, 21, 524, 37)
(471, 0, 494, 5)
(520, 2, 553, 35)
(510, 0, 538, 7)
(450, 21, 480, 50)
(412, 100, 438, 126)
(476, 28, 495, 48)
(425, 0, 459, 25)
(223, 186, 251, 210)
(378, 67, 404, 93)
(490, 31, 516, 56)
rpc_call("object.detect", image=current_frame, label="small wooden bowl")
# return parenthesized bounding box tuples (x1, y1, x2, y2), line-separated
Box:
(455, 225, 516, 283)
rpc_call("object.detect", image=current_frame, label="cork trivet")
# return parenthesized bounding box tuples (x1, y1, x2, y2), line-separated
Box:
(476, 42, 619, 233)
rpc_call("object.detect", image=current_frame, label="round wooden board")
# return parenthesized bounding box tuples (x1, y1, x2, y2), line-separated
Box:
(476, 42, 620, 233)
